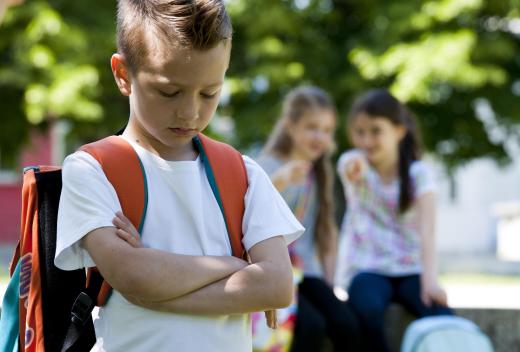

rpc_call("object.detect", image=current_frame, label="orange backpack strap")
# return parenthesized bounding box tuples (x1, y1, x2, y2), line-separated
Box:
(76, 134, 246, 307)
(79, 136, 148, 306)
(193, 133, 248, 258)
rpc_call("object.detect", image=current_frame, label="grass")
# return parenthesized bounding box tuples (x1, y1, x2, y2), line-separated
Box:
(440, 273, 520, 286)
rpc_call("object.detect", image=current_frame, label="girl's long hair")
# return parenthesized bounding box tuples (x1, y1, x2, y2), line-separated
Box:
(348, 89, 423, 213)
(263, 86, 337, 258)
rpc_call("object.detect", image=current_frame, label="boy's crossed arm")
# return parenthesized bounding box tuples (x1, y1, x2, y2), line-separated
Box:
(126, 235, 293, 315)
(82, 222, 248, 303)
(82, 212, 293, 315)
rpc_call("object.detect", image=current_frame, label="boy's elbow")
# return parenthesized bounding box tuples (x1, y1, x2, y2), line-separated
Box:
(266, 266, 294, 308)
(274, 284, 294, 308)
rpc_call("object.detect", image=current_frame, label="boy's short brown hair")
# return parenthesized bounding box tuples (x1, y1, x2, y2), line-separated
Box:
(116, 0, 232, 72)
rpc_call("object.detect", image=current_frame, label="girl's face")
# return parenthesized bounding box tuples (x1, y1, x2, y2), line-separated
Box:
(287, 108, 336, 162)
(349, 112, 406, 165)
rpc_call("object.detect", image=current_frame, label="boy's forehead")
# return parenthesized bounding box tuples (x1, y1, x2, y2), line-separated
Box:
(140, 40, 231, 86)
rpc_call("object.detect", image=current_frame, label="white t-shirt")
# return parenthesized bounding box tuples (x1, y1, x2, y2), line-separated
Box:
(54, 136, 304, 352)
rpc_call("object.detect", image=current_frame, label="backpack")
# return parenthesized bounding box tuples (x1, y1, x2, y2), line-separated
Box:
(0, 133, 248, 352)
(401, 315, 494, 352)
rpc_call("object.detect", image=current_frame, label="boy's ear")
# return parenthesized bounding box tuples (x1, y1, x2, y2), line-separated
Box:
(111, 53, 132, 96)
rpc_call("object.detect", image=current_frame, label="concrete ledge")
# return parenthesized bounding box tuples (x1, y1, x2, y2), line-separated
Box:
(384, 304, 520, 352)
(1, 304, 517, 351)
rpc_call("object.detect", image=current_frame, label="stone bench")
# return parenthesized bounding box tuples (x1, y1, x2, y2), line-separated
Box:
(1, 305, 517, 351)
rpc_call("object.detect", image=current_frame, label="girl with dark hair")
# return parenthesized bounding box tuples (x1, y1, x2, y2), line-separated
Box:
(337, 89, 452, 352)
(258, 86, 360, 352)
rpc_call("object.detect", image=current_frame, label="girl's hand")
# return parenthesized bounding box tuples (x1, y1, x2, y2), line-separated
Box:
(265, 310, 278, 329)
(280, 160, 312, 184)
(420, 277, 448, 307)
(112, 211, 143, 248)
(344, 156, 367, 183)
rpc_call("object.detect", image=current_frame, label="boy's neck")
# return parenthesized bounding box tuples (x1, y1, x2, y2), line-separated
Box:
(123, 122, 198, 161)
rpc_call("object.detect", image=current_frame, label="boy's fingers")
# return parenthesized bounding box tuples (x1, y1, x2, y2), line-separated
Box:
(116, 228, 132, 242)
(114, 215, 138, 235)
(112, 217, 125, 228)
(116, 229, 141, 247)
(264, 310, 277, 329)
(113, 217, 134, 235)
(116, 211, 131, 225)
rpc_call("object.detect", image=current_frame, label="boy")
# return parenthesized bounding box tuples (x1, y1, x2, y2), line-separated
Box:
(54, 1, 303, 351)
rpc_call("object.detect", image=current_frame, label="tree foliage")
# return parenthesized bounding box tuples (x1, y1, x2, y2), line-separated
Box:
(0, 0, 519, 169)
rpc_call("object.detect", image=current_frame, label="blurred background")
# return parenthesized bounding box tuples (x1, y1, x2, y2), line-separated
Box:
(0, 0, 519, 349)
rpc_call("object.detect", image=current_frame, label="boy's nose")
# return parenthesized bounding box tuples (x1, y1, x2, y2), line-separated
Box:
(177, 96, 200, 121)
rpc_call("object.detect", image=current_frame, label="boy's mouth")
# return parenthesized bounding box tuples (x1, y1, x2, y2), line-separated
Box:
(169, 127, 198, 136)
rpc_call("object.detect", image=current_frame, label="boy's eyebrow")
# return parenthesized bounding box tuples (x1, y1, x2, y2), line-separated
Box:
(154, 77, 223, 88)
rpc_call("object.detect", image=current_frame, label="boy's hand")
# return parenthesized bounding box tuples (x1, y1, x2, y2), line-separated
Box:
(112, 211, 143, 248)
(420, 277, 448, 307)
(345, 156, 366, 183)
(265, 310, 277, 329)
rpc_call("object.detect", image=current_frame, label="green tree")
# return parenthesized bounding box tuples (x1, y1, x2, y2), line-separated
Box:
(0, 0, 519, 170)
(226, 0, 520, 168)
(0, 0, 126, 168)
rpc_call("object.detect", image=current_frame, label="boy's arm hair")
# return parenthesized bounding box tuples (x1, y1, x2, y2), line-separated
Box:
(125, 235, 294, 314)
(82, 226, 248, 302)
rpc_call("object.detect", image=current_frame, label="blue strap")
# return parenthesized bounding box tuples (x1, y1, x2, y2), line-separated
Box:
(193, 137, 225, 212)
(0, 260, 21, 352)
(192, 136, 230, 235)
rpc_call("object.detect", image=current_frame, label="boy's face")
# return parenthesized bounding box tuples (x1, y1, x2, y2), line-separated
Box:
(113, 40, 231, 153)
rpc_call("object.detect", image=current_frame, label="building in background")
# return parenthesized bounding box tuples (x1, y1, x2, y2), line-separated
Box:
(0, 120, 67, 243)
(436, 157, 520, 273)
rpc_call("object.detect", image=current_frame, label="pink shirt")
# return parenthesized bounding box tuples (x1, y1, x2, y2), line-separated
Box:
(337, 150, 436, 280)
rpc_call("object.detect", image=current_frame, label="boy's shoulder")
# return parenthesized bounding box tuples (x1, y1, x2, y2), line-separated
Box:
(62, 150, 105, 181)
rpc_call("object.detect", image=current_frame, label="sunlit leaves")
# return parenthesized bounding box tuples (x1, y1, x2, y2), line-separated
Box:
(351, 30, 507, 103)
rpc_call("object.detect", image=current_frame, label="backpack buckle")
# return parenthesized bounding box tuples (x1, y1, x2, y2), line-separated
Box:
(71, 292, 94, 326)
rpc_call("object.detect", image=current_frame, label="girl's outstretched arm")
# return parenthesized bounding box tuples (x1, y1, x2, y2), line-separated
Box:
(270, 160, 311, 191)
(416, 192, 448, 307)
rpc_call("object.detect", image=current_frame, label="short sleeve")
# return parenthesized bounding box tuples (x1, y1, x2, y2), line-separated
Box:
(410, 160, 436, 197)
(241, 156, 304, 251)
(54, 151, 121, 270)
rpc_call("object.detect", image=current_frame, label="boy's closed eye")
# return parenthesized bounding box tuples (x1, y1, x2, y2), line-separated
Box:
(158, 89, 219, 99)
(159, 89, 180, 98)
